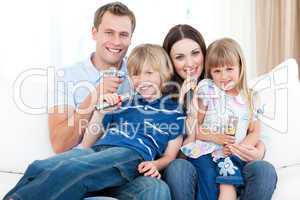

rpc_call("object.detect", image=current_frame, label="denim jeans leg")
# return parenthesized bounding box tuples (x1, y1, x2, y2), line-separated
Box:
(4, 148, 94, 200)
(240, 160, 277, 200)
(162, 158, 197, 200)
(10, 147, 142, 200)
(104, 176, 171, 200)
(188, 154, 219, 200)
(216, 155, 246, 186)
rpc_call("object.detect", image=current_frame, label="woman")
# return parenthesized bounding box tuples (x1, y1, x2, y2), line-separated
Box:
(161, 24, 277, 200)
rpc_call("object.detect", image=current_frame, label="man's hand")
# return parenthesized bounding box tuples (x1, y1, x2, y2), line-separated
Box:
(97, 76, 122, 95)
(138, 161, 161, 179)
(48, 76, 122, 153)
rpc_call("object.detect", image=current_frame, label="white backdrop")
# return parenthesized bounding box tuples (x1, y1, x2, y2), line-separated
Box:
(0, 0, 257, 80)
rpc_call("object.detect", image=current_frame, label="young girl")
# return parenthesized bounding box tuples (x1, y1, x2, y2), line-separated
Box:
(5, 44, 184, 200)
(181, 38, 261, 200)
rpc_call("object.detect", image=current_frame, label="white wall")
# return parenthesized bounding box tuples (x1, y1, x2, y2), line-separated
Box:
(0, 0, 257, 80)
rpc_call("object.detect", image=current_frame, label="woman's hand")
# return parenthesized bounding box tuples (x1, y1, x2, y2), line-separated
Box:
(179, 78, 197, 104)
(210, 134, 235, 145)
(138, 161, 161, 179)
(228, 142, 265, 161)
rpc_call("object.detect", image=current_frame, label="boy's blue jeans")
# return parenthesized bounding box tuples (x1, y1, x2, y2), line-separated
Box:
(5, 145, 143, 200)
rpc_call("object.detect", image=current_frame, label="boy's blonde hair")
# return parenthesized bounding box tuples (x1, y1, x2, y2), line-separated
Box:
(127, 44, 174, 91)
(205, 38, 254, 116)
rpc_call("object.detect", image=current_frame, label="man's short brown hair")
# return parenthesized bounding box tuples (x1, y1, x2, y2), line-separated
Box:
(94, 2, 136, 32)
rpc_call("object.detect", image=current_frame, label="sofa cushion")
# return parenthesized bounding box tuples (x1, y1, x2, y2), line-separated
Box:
(249, 59, 300, 168)
(0, 75, 54, 173)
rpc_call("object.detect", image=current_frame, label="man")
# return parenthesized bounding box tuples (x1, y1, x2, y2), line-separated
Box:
(48, 2, 171, 199)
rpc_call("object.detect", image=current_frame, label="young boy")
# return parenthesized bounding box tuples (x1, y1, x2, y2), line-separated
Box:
(5, 44, 184, 200)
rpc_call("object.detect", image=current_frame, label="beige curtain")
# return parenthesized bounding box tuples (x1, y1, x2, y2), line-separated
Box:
(256, 0, 300, 76)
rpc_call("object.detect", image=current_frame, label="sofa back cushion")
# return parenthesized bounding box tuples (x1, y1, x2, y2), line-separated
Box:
(249, 58, 300, 169)
(0, 75, 54, 173)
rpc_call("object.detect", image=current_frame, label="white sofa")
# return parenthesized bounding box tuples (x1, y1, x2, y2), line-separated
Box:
(1, 59, 299, 199)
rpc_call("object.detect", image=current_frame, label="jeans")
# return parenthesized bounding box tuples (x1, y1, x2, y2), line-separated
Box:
(163, 158, 277, 200)
(215, 155, 246, 186)
(5, 146, 144, 200)
(163, 159, 198, 200)
(239, 160, 277, 200)
(188, 154, 219, 200)
(97, 176, 171, 200)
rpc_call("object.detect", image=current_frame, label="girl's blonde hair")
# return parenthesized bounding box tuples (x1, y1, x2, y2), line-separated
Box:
(205, 38, 254, 116)
(127, 43, 174, 91)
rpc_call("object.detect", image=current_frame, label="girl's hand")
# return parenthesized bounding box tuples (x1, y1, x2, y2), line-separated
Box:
(223, 145, 232, 156)
(228, 143, 263, 161)
(138, 161, 161, 179)
(210, 134, 235, 145)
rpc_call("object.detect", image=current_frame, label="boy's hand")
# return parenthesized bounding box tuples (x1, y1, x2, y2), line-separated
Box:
(138, 161, 161, 179)
(98, 93, 121, 113)
(210, 134, 235, 145)
(104, 93, 121, 106)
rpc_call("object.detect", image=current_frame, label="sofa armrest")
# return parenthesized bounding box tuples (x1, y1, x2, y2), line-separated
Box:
(272, 163, 300, 200)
